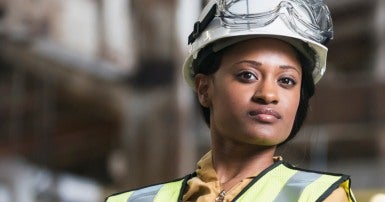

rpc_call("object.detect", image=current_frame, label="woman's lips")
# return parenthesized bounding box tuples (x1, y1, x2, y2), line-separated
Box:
(248, 108, 282, 123)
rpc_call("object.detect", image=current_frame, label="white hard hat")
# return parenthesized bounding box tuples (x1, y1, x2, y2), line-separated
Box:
(183, 0, 333, 89)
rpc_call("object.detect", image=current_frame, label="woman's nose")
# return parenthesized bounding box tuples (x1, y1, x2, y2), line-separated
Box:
(252, 81, 279, 104)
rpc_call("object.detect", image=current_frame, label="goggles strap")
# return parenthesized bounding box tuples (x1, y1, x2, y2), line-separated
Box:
(321, 31, 332, 45)
(192, 44, 214, 74)
(188, 3, 218, 44)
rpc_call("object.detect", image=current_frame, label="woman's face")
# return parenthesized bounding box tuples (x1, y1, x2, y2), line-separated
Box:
(196, 38, 302, 146)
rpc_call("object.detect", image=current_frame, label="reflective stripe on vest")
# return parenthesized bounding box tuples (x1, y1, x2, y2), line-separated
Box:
(106, 179, 185, 202)
(129, 184, 163, 202)
(106, 162, 354, 202)
(274, 170, 323, 201)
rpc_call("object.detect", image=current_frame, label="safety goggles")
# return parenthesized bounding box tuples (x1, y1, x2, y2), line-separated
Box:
(189, 0, 333, 45)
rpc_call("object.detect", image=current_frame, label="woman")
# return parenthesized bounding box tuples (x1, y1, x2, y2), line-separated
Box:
(106, 0, 356, 201)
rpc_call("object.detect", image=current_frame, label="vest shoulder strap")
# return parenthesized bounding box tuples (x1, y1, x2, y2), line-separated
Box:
(234, 162, 355, 202)
(105, 174, 191, 202)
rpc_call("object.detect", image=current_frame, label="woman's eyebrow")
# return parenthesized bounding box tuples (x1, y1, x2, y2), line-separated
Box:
(279, 65, 302, 75)
(232, 60, 262, 67)
(233, 61, 301, 74)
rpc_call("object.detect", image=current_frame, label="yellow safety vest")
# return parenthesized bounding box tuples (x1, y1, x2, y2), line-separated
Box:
(106, 161, 355, 202)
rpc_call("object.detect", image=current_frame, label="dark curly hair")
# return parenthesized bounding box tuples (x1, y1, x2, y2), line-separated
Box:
(192, 41, 315, 145)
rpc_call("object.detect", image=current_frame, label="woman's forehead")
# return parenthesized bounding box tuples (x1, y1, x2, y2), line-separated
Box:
(222, 38, 301, 63)
(225, 37, 298, 53)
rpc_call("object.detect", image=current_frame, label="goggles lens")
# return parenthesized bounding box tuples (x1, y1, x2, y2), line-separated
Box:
(217, 0, 333, 44)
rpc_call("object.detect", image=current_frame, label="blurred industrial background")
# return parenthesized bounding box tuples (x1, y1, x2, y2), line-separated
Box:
(0, 0, 384, 201)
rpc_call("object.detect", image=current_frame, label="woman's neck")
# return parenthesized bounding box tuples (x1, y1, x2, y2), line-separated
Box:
(211, 136, 277, 191)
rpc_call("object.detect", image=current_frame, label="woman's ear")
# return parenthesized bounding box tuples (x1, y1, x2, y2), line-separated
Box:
(195, 74, 211, 108)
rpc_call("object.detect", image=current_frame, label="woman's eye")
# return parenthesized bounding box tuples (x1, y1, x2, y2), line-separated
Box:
(237, 71, 257, 82)
(279, 77, 297, 86)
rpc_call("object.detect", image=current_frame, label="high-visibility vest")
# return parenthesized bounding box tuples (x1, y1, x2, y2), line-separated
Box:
(106, 161, 355, 202)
